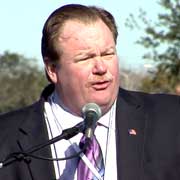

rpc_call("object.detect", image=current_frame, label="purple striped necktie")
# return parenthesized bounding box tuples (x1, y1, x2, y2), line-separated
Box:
(77, 135, 104, 180)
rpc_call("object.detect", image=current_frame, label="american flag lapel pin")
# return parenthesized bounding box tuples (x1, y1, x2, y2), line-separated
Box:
(128, 128, 137, 136)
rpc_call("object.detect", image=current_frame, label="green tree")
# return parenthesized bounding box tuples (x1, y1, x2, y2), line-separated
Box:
(0, 51, 48, 113)
(126, 0, 180, 93)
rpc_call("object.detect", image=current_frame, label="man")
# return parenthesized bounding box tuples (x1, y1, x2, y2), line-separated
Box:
(0, 4, 180, 180)
(175, 83, 180, 95)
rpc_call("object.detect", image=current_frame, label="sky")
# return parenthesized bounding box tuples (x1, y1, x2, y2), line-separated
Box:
(0, 0, 160, 71)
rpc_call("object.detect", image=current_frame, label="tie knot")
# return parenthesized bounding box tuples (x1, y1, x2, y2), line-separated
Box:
(79, 135, 98, 151)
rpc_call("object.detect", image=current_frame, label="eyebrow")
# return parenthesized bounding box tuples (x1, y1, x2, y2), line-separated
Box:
(75, 46, 116, 56)
(103, 46, 116, 52)
(74, 49, 95, 60)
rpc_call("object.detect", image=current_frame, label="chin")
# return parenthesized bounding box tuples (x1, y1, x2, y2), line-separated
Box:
(88, 89, 116, 106)
(90, 97, 113, 108)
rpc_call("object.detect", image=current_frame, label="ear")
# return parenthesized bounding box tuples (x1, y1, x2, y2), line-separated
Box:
(44, 57, 58, 83)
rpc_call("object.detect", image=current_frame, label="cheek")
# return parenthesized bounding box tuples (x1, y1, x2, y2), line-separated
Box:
(108, 59, 119, 76)
(68, 67, 90, 86)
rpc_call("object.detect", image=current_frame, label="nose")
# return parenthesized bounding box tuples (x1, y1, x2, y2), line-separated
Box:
(92, 57, 107, 75)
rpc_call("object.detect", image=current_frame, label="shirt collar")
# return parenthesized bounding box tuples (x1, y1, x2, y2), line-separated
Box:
(49, 90, 116, 130)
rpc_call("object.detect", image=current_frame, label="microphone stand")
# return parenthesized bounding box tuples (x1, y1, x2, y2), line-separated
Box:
(0, 122, 84, 168)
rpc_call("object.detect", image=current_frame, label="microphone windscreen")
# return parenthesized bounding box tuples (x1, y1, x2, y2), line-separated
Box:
(82, 103, 102, 120)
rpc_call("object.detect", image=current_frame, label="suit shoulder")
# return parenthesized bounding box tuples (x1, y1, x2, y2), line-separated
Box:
(0, 100, 43, 131)
(119, 88, 180, 108)
(119, 87, 180, 100)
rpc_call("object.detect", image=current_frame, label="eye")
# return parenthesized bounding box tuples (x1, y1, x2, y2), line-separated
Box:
(106, 52, 114, 56)
(74, 56, 90, 63)
(101, 52, 115, 58)
(80, 56, 91, 61)
(78, 54, 95, 62)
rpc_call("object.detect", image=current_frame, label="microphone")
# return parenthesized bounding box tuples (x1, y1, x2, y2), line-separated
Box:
(0, 122, 85, 168)
(0, 105, 101, 168)
(82, 103, 102, 139)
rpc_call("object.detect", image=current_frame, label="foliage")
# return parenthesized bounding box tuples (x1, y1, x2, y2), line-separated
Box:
(0, 51, 48, 113)
(140, 70, 176, 93)
(120, 68, 143, 91)
(126, 0, 180, 93)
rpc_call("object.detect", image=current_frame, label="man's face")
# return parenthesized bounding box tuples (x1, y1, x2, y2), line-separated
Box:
(47, 20, 120, 116)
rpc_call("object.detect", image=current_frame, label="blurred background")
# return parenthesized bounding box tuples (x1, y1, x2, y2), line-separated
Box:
(0, 0, 180, 113)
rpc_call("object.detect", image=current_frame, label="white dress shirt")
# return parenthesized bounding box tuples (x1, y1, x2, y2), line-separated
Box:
(44, 91, 117, 180)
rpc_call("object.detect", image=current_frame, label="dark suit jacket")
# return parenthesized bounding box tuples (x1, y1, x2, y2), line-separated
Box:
(0, 84, 180, 180)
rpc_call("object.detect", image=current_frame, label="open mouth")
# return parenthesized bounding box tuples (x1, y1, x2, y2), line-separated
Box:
(91, 80, 110, 90)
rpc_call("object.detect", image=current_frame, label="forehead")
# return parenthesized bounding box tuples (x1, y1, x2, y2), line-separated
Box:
(58, 20, 115, 48)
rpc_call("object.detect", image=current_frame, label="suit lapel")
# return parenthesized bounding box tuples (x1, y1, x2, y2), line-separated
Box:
(17, 100, 56, 180)
(116, 89, 147, 180)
